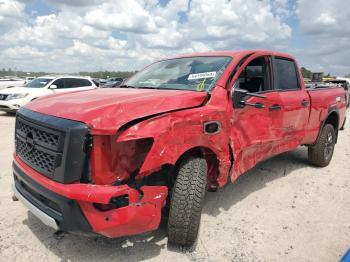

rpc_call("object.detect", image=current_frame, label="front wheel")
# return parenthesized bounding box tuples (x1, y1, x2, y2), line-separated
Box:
(308, 124, 336, 167)
(167, 157, 208, 247)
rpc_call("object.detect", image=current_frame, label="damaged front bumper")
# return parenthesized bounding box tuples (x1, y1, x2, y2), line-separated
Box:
(13, 157, 168, 238)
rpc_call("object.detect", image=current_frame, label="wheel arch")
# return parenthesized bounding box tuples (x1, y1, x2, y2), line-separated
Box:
(174, 146, 221, 189)
(315, 108, 340, 145)
(325, 110, 339, 130)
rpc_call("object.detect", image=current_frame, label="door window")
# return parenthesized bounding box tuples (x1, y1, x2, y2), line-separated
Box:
(79, 79, 92, 87)
(237, 57, 272, 93)
(275, 58, 299, 90)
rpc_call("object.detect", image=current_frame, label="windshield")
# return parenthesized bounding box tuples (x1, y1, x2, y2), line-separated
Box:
(25, 78, 52, 88)
(125, 56, 232, 91)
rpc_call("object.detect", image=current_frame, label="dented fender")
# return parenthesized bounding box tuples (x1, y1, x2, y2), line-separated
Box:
(116, 90, 233, 187)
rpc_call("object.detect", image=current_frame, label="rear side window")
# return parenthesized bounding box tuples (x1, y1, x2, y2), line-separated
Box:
(64, 78, 91, 88)
(80, 79, 92, 87)
(275, 58, 299, 90)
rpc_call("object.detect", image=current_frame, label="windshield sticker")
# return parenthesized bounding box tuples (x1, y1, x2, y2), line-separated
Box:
(188, 71, 216, 80)
(196, 79, 206, 91)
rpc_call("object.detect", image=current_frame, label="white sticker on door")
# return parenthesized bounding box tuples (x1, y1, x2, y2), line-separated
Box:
(188, 71, 216, 80)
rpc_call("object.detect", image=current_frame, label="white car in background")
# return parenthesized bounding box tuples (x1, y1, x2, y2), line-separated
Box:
(0, 76, 97, 113)
(0, 78, 26, 90)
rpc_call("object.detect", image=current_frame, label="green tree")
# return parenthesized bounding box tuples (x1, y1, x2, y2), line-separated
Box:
(300, 67, 313, 79)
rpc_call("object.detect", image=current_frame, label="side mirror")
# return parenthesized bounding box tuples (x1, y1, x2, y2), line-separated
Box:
(231, 87, 267, 108)
(49, 84, 57, 89)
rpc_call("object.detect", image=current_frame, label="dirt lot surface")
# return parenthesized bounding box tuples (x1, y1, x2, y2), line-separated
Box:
(0, 111, 349, 262)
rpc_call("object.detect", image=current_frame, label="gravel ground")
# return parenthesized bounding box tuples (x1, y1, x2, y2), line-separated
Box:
(0, 111, 349, 262)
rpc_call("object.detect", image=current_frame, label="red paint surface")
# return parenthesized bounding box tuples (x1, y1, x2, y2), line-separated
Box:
(18, 50, 347, 238)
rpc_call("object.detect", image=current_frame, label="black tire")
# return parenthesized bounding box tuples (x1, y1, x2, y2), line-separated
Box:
(167, 157, 208, 247)
(308, 124, 336, 167)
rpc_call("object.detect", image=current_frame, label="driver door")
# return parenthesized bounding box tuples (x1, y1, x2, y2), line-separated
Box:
(229, 55, 283, 179)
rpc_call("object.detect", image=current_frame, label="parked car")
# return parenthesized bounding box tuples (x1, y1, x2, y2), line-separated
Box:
(98, 78, 107, 85)
(326, 79, 350, 107)
(0, 76, 96, 113)
(12, 50, 347, 247)
(91, 78, 101, 87)
(0, 77, 26, 90)
(100, 77, 124, 88)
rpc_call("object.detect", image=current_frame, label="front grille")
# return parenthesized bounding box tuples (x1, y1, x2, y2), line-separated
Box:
(15, 116, 64, 178)
(16, 138, 58, 176)
(16, 117, 62, 151)
(15, 108, 89, 183)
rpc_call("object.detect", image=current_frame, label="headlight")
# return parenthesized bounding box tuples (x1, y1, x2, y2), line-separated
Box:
(6, 93, 29, 100)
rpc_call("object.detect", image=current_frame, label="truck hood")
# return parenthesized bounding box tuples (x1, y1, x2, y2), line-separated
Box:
(25, 88, 208, 134)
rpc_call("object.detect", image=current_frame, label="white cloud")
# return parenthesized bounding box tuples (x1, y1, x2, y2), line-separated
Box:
(316, 13, 336, 26)
(0, 0, 348, 76)
(0, 0, 25, 33)
(2, 46, 44, 59)
(0, 0, 24, 17)
(295, 0, 350, 75)
(84, 1, 158, 34)
(0, 0, 292, 72)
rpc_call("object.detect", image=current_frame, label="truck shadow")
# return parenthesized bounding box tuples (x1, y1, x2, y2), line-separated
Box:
(202, 147, 311, 217)
(24, 213, 169, 261)
(23, 147, 311, 261)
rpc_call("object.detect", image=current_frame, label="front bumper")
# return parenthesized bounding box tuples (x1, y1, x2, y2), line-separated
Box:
(0, 99, 26, 112)
(13, 157, 168, 238)
(13, 184, 58, 230)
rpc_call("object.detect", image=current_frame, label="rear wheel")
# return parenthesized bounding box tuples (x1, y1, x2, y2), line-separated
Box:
(308, 124, 336, 167)
(167, 157, 208, 247)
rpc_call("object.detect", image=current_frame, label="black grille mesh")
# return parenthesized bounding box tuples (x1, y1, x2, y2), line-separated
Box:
(15, 139, 57, 176)
(16, 120, 60, 150)
(15, 117, 64, 177)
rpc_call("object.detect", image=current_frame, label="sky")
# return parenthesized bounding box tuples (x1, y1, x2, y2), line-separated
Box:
(0, 0, 349, 76)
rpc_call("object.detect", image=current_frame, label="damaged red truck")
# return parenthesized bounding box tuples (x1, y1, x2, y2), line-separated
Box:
(13, 50, 347, 247)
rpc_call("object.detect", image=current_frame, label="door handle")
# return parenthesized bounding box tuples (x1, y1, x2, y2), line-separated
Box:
(269, 104, 281, 111)
(241, 101, 265, 109)
(301, 100, 310, 107)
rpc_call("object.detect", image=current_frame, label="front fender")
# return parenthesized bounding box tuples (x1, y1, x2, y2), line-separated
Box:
(116, 106, 232, 186)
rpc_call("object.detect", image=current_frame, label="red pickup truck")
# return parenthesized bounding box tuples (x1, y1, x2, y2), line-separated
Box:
(12, 50, 346, 247)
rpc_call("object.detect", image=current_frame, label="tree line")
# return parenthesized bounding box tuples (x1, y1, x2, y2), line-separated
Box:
(79, 71, 137, 79)
(0, 68, 137, 79)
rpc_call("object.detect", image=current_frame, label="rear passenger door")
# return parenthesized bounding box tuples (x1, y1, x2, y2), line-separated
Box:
(273, 57, 310, 151)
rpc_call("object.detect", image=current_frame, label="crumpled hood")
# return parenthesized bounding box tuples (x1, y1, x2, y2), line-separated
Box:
(25, 88, 208, 134)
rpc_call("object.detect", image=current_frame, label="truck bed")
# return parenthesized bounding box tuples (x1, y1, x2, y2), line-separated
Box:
(303, 86, 347, 144)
